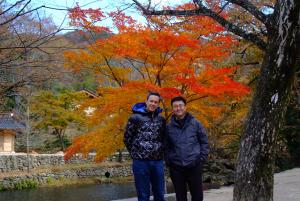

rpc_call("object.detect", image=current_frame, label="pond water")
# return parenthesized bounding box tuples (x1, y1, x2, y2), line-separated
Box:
(0, 182, 178, 201)
(0, 183, 138, 201)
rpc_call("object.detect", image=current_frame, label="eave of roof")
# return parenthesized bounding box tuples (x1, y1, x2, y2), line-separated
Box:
(0, 114, 25, 129)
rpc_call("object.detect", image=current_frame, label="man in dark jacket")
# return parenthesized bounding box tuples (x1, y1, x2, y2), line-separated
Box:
(124, 92, 166, 201)
(165, 96, 209, 201)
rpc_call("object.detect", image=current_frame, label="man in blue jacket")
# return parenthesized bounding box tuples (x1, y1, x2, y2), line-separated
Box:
(165, 96, 209, 201)
(124, 92, 166, 201)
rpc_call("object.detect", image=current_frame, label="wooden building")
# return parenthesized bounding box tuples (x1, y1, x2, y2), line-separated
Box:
(0, 113, 25, 152)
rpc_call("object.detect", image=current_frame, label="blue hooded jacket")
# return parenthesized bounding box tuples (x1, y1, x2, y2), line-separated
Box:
(124, 103, 165, 160)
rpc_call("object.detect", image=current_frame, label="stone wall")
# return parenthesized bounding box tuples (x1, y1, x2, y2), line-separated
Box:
(0, 152, 133, 190)
(0, 153, 64, 172)
(0, 152, 235, 190)
(0, 165, 132, 190)
(203, 159, 235, 185)
(0, 152, 130, 172)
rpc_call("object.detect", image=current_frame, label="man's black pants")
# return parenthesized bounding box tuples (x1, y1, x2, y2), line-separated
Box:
(169, 163, 203, 201)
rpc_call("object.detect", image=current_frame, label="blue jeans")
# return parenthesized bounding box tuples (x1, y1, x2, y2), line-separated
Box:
(132, 159, 165, 201)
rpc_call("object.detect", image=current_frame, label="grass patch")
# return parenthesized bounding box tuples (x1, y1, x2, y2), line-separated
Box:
(40, 176, 134, 188)
(98, 176, 134, 184)
(0, 179, 38, 191)
(0, 183, 4, 191)
(14, 179, 38, 190)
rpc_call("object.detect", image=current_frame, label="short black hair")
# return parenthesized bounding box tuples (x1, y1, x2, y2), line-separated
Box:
(147, 92, 161, 101)
(171, 96, 186, 106)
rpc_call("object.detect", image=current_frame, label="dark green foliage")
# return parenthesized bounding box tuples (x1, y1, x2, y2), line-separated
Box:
(43, 137, 72, 152)
(0, 183, 4, 191)
(51, 71, 98, 93)
(279, 95, 300, 167)
(0, 96, 16, 111)
(72, 72, 98, 92)
(276, 70, 300, 168)
(14, 179, 38, 190)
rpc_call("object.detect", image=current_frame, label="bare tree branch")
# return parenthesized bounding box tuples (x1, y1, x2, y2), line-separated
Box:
(132, 0, 267, 50)
(0, 0, 31, 26)
(225, 0, 270, 26)
(0, 0, 26, 16)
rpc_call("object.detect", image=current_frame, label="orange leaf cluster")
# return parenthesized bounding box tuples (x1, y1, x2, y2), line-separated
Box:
(64, 5, 250, 161)
(68, 3, 110, 32)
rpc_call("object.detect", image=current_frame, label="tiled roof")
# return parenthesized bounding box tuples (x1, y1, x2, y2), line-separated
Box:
(0, 114, 25, 129)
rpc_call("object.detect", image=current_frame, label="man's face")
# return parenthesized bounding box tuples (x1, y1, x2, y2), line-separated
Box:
(146, 95, 160, 112)
(172, 100, 186, 119)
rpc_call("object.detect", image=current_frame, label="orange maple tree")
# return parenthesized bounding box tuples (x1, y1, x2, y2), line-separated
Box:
(64, 4, 250, 161)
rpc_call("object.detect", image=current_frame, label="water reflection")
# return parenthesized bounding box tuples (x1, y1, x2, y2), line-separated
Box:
(0, 183, 137, 201)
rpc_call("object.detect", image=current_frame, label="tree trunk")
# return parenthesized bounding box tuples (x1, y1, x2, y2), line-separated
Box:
(60, 134, 65, 151)
(117, 149, 123, 163)
(233, 1, 300, 201)
(56, 129, 65, 151)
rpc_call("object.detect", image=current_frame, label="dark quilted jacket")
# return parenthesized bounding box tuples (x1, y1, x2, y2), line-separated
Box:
(165, 113, 209, 168)
(124, 102, 165, 160)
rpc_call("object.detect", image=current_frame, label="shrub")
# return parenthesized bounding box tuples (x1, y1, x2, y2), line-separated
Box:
(46, 177, 55, 184)
(0, 183, 4, 191)
(14, 179, 38, 190)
